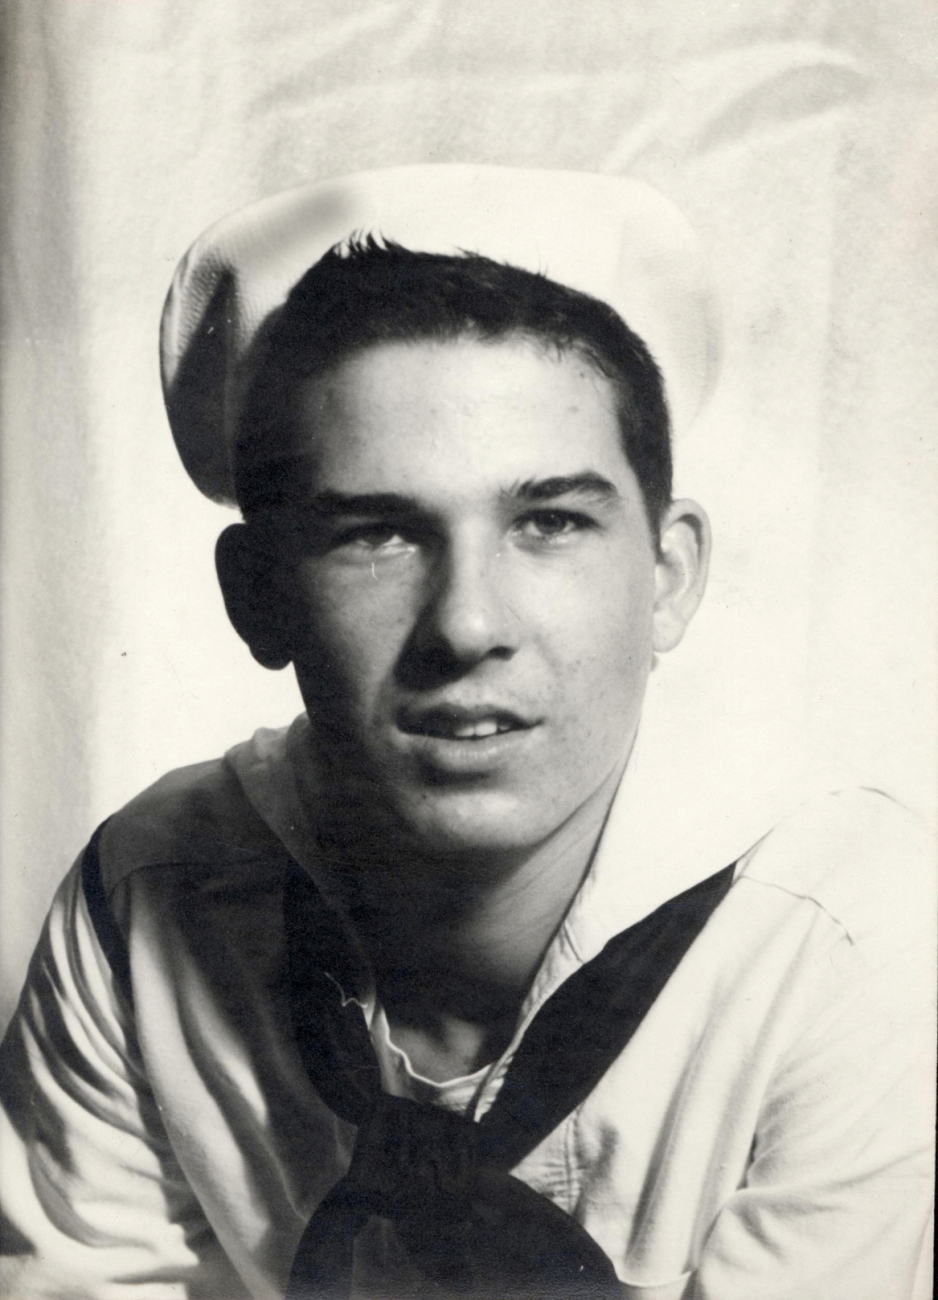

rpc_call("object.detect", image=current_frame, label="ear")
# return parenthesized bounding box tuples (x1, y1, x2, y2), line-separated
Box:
(652, 499, 711, 653)
(215, 523, 293, 670)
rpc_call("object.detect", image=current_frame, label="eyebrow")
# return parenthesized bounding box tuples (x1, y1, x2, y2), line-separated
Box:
(306, 491, 421, 517)
(502, 473, 620, 503)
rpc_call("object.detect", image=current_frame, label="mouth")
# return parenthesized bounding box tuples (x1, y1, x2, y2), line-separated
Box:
(396, 705, 535, 742)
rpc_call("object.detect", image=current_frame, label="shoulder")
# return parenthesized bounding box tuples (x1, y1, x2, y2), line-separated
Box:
(736, 787, 934, 955)
(96, 728, 294, 897)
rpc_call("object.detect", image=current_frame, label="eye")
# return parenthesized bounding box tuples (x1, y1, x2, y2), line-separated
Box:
(334, 522, 414, 553)
(514, 509, 594, 542)
(349, 523, 397, 546)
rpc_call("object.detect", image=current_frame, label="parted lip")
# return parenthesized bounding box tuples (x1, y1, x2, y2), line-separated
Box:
(396, 702, 537, 738)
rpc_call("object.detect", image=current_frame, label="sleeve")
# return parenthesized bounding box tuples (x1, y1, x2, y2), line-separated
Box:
(0, 843, 249, 1300)
(689, 799, 936, 1300)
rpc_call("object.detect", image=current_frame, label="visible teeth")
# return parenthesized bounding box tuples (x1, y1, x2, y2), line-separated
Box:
(453, 719, 500, 739)
(411, 714, 520, 739)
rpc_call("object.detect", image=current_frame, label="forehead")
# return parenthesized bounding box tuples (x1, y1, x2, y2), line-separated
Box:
(291, 336, 633, 496)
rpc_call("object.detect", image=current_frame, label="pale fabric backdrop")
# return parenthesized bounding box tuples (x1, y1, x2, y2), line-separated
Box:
(1, 0, 935, 1029)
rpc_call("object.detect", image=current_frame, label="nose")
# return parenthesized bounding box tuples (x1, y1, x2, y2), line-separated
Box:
(410, 534, 520, 675)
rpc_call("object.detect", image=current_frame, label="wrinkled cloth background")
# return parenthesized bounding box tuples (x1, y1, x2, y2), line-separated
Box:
(1, 1, 935, 1029)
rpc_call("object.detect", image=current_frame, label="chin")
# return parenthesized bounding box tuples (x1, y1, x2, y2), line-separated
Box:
(391, 787, 556, 860)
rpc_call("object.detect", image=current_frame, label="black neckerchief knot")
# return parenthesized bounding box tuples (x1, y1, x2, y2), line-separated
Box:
(342, 1093, 481, 1224)
(288, 1091, 623, 1299)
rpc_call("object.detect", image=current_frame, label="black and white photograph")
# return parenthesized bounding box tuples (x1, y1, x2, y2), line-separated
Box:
(0, 4, 935, 1298)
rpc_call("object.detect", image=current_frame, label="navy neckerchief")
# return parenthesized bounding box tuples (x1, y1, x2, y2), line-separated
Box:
(283, 859, 736, 1300)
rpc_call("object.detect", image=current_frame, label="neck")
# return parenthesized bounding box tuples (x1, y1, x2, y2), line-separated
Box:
(311, 761, 625, 1079)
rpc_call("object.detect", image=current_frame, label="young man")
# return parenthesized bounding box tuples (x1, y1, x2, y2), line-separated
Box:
(0, 167, 932, 1300)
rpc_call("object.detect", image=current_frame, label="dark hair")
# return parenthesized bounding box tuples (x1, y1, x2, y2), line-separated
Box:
(236, 236, 672, 527)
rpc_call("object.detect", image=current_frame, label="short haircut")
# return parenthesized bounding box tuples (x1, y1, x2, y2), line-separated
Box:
(235, 236, 672, 527)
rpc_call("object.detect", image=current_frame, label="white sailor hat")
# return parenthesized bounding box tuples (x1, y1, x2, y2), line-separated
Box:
(160, 165, 720, 505)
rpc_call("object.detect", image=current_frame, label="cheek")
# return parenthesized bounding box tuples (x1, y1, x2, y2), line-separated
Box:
(564, 624, 653, 718)
(290, 569, 415, 701)
(547, 557, 655, 672)
(545, 567, 655, 740)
